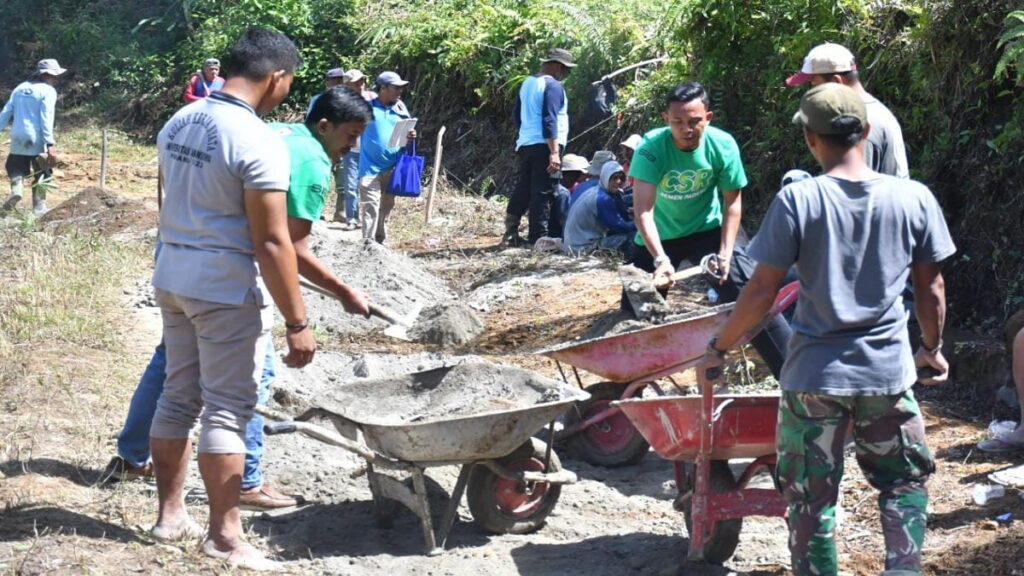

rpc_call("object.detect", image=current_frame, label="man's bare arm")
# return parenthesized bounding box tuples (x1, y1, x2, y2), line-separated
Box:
(288, 217, 369, 317)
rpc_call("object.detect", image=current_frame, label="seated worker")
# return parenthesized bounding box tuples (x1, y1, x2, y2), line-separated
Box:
(182, 58, 225, 102)
(569, 150, 616, 208)
(619, 133, 642, 186)
(978, 324, 1024, 452)
(554, 153, 589, 232)
(563, 161, 636, 256)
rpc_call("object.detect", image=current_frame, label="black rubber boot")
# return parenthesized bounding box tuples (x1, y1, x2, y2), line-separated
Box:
(501, 214, 526, 247)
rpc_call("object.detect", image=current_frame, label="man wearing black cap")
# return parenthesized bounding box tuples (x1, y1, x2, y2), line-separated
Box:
(0, 58, 67, 216)
(698, 83, 954, 576)
(503, 48, 576, 246)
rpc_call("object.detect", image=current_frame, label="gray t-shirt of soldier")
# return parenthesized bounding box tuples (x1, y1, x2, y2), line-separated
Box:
(862, 93, 909, 179)
(748, 175, 955, 396)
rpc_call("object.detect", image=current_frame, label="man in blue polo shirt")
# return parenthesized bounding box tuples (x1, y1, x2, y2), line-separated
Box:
(503, 48, 576, 246)
(358, 71, 416, 244)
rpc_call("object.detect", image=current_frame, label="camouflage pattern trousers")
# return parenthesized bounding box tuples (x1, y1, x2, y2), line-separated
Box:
(776, 389, 935, 576)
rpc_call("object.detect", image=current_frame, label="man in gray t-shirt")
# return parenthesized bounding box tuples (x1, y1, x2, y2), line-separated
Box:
(786, 42, 909, 178)
(150, 28, 310, 571)
(699, 84, 954, 576)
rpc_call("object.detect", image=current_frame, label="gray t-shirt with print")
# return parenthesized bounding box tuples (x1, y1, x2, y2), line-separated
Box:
(153, 92, 291, 306)
(863, 93, 909, 179)
(748, 175, 955, 395)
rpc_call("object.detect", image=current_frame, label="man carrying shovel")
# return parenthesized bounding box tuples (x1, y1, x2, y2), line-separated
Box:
(626, 81, 791, 376)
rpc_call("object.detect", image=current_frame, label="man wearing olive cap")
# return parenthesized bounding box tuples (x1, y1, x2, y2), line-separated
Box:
(1, 58, 67, 216)
(699, 83, 955, 576)
(503, 48, 577, 246)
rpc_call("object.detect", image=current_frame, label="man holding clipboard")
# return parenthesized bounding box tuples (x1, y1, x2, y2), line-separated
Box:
(357, 71, 417, 244)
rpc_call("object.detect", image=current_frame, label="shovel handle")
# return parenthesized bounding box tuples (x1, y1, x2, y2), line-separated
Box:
(368, 302, 405, 327)
(653, 265, 703, 289)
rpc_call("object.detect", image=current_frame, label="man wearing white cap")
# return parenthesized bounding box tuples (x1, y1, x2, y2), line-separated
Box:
(786, 42, 909, 178)
(0, 58, 67, 216)
(619, 133, 642, 185)
(358, 71, 416, 243)
(330, 69, 377, 229)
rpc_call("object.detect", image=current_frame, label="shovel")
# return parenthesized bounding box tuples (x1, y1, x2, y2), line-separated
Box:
(299, 278, 421, 341)
(618, 264, 703, 321)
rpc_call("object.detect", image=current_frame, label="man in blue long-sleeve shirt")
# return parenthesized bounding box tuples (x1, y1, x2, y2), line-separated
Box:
(0, 59, 66, 216)
(503, 48, 576, 246)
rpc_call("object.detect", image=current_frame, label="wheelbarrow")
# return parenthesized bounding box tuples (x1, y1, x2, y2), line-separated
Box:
(257, 361, 589, 556)
(612, 362, 787, 564)
(537, 281, 798, 467)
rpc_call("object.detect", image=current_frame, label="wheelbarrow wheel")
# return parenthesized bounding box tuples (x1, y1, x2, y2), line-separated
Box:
(682, 460, 743, 564)
(466, 438, 562, 535)
(563, 382, 649, 467)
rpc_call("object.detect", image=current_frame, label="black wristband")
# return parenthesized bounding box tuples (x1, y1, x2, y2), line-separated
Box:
(922, 337, 943, 355)
(707, 337, 726, 358)
(285, 321, 308, 333)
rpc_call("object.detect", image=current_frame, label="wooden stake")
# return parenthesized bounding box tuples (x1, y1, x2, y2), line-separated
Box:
(425, 125, 446, 224)
(100, 128, 108, 189)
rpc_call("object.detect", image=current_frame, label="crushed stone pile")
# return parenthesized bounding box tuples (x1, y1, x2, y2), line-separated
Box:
(304, 223, 483, 344)
(407, 301, 485, 346)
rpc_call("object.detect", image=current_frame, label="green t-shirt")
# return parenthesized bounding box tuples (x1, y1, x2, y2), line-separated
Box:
(269, 122, 331, 222)
(627, 125, 748, 245)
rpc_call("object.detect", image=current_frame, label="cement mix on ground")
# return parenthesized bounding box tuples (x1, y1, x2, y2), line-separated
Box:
(305, 224, 484, 345)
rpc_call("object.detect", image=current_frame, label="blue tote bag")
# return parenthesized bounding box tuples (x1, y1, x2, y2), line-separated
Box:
(387, 141, 425, 197)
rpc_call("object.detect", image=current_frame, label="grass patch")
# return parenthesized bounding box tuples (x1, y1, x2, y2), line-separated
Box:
(0, 225, 148, 367)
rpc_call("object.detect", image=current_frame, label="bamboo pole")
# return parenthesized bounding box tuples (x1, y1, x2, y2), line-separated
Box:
(425, 126, 446, 224)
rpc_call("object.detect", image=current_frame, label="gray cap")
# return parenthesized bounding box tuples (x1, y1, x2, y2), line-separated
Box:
(376, 71, 409, 87)
(325, 67, 346, 79)
(542, 48, 576, 68)
(36, 59, 67, 76)
(203, 58, 220, 68)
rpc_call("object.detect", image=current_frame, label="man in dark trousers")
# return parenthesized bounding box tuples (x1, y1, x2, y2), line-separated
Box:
(503, 48, 576, 246)
(698, 83, 954, 576)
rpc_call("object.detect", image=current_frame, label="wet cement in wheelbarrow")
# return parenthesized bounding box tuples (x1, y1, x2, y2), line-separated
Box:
(304, 224, 485, 345)
(314, 361, 571, 425)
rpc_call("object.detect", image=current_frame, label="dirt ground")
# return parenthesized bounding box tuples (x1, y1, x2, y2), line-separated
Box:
(3, 139, 1024, 576)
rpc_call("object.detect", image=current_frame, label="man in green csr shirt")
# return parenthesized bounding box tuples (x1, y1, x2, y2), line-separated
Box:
(628, 81, 791, 376)
(271, 85, 374, 313)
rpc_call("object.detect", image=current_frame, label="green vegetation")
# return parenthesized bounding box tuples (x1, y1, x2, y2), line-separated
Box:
(0, 0, 1022, 326)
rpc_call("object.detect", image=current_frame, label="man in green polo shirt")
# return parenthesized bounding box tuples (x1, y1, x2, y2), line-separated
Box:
(628, 81, 791, 376)
(271, 85, 374, 314)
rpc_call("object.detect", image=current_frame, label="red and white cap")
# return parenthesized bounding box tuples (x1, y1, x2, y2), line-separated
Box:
(785, 43, 857, 87)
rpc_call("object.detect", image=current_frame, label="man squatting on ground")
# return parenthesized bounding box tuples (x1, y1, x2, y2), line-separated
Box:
(627, 82, 792, 377)
(503, 48, 576, 246)
(562, 160, 636, 256)
(108, 87, 373, 514)
(150, 27, 314, 570)
(698, 82, 955, 576)
(358, 71, 415, 244)
(0, 58, 67, 216)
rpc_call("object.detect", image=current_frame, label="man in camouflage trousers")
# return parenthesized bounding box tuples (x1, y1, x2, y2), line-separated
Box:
(697, 83, 955, 575)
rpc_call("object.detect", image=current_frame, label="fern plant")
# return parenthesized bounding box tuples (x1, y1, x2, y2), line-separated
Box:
(995, 10, 1024, 85)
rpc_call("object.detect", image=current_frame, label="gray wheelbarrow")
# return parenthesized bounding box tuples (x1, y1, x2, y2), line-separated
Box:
(257, 361, 589, 555)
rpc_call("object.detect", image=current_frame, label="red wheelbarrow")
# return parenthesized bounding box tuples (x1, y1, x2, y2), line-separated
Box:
(537, 281, 798, 467)
(613, 366, 787, 564)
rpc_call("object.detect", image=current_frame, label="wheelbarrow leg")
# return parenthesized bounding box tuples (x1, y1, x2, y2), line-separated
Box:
(438, 464, 472, 549)
(410, 468, 441, 556)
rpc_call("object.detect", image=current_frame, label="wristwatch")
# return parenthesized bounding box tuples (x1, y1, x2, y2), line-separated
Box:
(653, 254, 670, 268)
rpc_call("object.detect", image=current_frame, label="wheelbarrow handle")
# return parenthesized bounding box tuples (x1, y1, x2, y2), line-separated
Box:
(264, 421, 298, 435)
